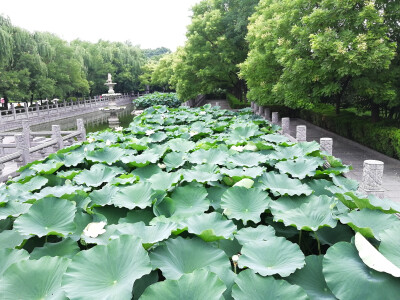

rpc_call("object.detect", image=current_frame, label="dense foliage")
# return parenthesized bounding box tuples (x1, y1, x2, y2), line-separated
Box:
(133, 93, 181, 109)
(240, 0, 400, 121)
(1, 104, 400, 299)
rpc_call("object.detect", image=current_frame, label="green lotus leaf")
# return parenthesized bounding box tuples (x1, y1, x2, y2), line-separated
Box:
(220, 166, 264, 179)
(111, 182, 154, 209)
(168, 138, 196, 152)
(0, 248, 29, 276)
(189, 148, 228, 165)
(230, 125, 260, 142)
(119, 208, 155, 225)
(0, 229, 29, 249)
(140, 269, 226, 300)
(221, 187, 271, 224)
(110, 173, 138, 185)
(323, 242, 400, 300)
(338, 208, 400, 240)
(182, 212, 236, 242)
(0, 256, 70, 300)
(89, 184, 120, 206)
(306, 179, 335, 197)
(269, 195, 337, 231)
(132, 164, 162, 180)
(261, 134, 291, 144)
(206, 185, 228, 209)
(30, 238, 80, 259)
(259, 172, 313, 196)
(235, 225, 276, 246)
(0, 201, 31, 220)
(74, 164, 125, 187)
(114, 221, 177, 248)
(30, 159, 64, 174)
(14, 197, 76, 237)
(147, 171, 181, 191)
(121, 151, 160, 167)
(32, 184, 85, 200)
(331, 175, 359, 191)
(228, 152, 266, 167)
(62, 151, 86, 167)
(238, 237, 305, 277)
(63, 235, 152, 300)
(355, 232, 400, 277)
(150, 237, 230, 280)
(232, 269, 308, 300)
(275, 157, 325, 179)
(86, 147, 125, 165)
(95, 131, 120, 143)
(313, 223, 354, 246)
(163, 151, 186, 170)
(270, 145, 305, 160)
(340, 192, 400, 213)
(379, 227, 400, 268)
(149, 131, 167, 142)
(153, 183, 209, 218)
(287, 255, 336, 300)
(132, 271, 159, 300)
(8, 175, 48, 193)
(56, 169, 82, 179)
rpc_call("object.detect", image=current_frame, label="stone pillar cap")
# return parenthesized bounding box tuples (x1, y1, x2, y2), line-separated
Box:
(364, 160, 384, 165)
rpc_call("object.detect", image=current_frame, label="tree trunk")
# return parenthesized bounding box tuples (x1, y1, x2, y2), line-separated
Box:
(371, 103, 380, 123)
(335, 96, 341, 115)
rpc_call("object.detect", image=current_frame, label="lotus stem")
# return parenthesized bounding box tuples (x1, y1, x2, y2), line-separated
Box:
(314, 231, 321, 255)
(298, 230, 302, 247)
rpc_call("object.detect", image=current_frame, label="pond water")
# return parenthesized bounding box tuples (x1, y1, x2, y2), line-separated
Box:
(30, 104, 135, 134)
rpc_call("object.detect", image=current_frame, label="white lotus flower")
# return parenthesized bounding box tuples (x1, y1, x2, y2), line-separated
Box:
(243, 144, 258, 151)
(199, 111, 206, 115)
(114, 126, 123, 132)
(83, 222, 107, 238)
(65, 179, 72, 185)
(232, 255, 240, 263)
(84, 147, 88, 152)
(106, 140, 111, 146)
(87, 137, 95, 143)
(231, 145, 244, 152)
(233, 178, 254, 189)
(161, 114, 166, 119)
(158, 163, 166, 169)
(189, 131, 198, 137)
(146, 129, 155, 136)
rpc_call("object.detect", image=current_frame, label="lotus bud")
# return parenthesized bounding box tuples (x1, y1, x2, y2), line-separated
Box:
(114, 126, 123, 132)
(233, 178, 254, 189)
(106, 140, 111, 146)
(83, 221, 107, 238)
(146, 129, 155, 136)
(87, 137, 95, 143)
(232, 255, 240, 263)
(158, 163, 166, 169)
(84, 147, 88, 152)
(231, 145, 244, 152)
(65, 179, 72, 185)
(243, 144, 258, 151)
(199, 111, 206, 115)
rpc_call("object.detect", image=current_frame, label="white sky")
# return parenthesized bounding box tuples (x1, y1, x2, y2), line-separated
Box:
(0, 0, 203, 51)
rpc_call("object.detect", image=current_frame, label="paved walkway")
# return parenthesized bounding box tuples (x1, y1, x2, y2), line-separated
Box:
(204, 99, 400, 202)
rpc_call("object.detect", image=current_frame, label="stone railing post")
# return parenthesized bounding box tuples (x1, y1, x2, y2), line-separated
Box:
(361, 160, 384, 198)
(52, 125, 64, 151)
(55, 100, 59, 115)
(215, 101, 220, 107)
(251, 102, 254, 110)
(320, 138, 333, 155)
(15, 134, 29, 166)
(77, 119, 86, 142)
(36, 102, 40, 116)
(24, 102, 29, 119)
(253, 103, 258, 114)
(281, 117, 290, 135)
(0, 136, 4, 156)
(11, 104, 16, 120)
(46, 101, 50, 115)
(22, 120, 31, 148)
(258, 106, 264, 116)
(296, 125, 307, 142)
(272, 112, 279, 124)
(264, 107, 271, 121)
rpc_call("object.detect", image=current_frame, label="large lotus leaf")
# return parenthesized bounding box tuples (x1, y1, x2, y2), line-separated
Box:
(89, 184, 120, 206)
(32, 184, 84, 200)
(182, 212, 236, 242)
(0, 229, 29, 249)
(182, 164, 222, 183)
(74, 164, 124, 187)
(86, 147, 125, 165)
(163, 151, 186, 169)
(0, 201, 31, 220)
(287, 255, 336, 300)
(150, 237, 230, 280)
(221, 187, 271, 224)
(339, 192, 400, 213)
(238, 237, 305, 277)
(140, 269, 226, 300)
(119, 208, 155, 225)
(154, 183, 209, 218)
(206, 185, 228, 209)
(0, 256, 69, 299)
(132, 164, 162, 180)
(63, 151, 86, 167)
(110, 173, 137, 186)
(132, 271, 159, 300)
(94, 131, 120, 143)
(14, 197, 76, 237)
(30, 160, 64, 174)
(270, 145, 305, 160)
(111, 182, 154, 209)
(113, 221, 177, 248)
(147, 171, 181, 191)
(56, 169, 82, 180)
(8, 176, 48, 193)
(269, 195, 337, 231)
(306, 179, 335, 197)
(232, 269, 308, 300)
(259, 172, 313, 196)
(168, 138, 196, 152)
(261, 134, 291, 144)
(313, 223, 354, 246)
(62, 235, 152, 300)
(219, 166, 264, 179)
(230, 125, 259, 142)
(323, 242, 400, 300)
(148, 131, 167, 142)
(379, 227, 400, 268)
(0, 248, 29, 276)
(275, 157, 325, 179)
(234, 225, 276, 246)
(121, 151, 160, 167)
(228, 152, 266, 167)
(30, 238, 80, 259)
(189, 148, 228, 165)
(338, 208, 400, 240)
(355, 232, 400, 277)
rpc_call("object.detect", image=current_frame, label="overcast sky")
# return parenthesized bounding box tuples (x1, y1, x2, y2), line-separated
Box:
(0, 0, 203, 51)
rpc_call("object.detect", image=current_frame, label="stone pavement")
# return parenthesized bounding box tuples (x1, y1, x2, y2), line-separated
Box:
(203, 99, 400, 202)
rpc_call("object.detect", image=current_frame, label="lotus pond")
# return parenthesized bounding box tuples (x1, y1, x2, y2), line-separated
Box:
(0, 104, 400, 299)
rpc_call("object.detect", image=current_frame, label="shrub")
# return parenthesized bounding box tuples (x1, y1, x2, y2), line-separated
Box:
(226, 93, 250, 109)
(133, 92, 181, 109)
